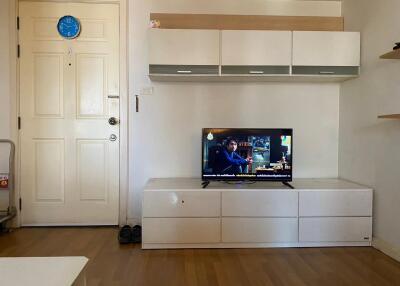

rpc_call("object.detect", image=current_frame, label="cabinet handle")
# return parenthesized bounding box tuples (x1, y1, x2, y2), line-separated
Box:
(177, 70, 192, 74)
(107, 94, 119, 99)
(319, 71, 335, 75)
(249, 70, 265, 74)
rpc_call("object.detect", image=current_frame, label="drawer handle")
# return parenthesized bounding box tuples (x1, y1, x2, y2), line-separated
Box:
(319, 71, 335, 75)
(249, 70, 265, 74)
(177, 70, 192, 74)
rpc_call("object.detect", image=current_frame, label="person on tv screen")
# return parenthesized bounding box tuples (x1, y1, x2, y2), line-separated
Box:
(214, 138, 253, 174)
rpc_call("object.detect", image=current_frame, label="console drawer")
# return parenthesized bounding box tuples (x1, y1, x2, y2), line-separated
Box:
(299, 191, 372, 217)
(222, 217, 298, 243)
(222, 191, 298, 217)
(143, 218, 220, 244)
(299, 217, 372, 242)
(143, 191, 220, 217)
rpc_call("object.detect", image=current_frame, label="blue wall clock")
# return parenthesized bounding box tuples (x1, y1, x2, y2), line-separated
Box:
(57, 16, 81, 39)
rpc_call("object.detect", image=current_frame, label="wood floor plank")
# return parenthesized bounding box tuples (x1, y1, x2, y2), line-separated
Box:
(2, 227, 400, 286)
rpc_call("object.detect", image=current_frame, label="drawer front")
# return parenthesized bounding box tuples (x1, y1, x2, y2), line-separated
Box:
(143, 218, 220, 244)
(299, 191, 372, 217)
(143, 191, 220, 217)
(222, 191, 298, 217)
(299, 217, 372, 242)
(222, 218, 298, 243)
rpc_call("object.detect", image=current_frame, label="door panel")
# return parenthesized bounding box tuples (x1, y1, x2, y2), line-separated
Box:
(33, 18, 61, 40)
(76, 55, 107, 118)
(19, 2, 120, 225)
(33, 54, 64, 117)
(77, 139, 108, 201)
(79, 19, 106, 41)
(34, 139, 65, 202)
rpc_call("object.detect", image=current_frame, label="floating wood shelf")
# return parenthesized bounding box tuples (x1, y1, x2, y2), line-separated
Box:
(378, 114, 400, 119)
(150, 13, 344, 31)
(380, 49, 400, 59)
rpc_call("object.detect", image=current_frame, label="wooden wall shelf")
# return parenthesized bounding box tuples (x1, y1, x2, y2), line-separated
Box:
(380, 49, 400, 59)
(150, 13, 344, 31)
(378, 114, 400, 119)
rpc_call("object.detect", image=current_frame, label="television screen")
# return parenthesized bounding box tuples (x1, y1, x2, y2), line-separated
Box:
(202, 128, 293, 181)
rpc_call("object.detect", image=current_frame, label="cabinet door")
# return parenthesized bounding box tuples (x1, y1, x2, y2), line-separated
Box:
(299, 217, 372, 242)
(222, 218, 298, 243)
(143, 218, 220, 244)
(143, 191, 220, 218)
(221, 30, 292, 66)
(299, 190, 372, 217)
(222, 191, 298, 217)
(149, 29, 220, 66)
(292, 31, 360, 66)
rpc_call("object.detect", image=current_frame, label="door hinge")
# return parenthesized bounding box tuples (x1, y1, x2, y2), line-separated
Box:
(19, 198, 22, 211)
(17, 17, 20, 30)
(17, 44, 20, 58)
(18, 117, 21, 130)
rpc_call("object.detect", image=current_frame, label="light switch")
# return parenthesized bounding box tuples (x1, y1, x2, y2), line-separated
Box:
(141, 86, 154, 96)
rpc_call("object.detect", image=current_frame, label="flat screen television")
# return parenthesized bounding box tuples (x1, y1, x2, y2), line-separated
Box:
(202, 128, 293, 182)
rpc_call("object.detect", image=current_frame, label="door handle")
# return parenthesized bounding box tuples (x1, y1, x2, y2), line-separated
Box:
(108, 117, 119, 125)
(109, 134, 117, 141)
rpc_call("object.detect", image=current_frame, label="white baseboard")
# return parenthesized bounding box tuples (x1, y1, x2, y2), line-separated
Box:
(372, 237, 400, 262)
(143, 241, 371, 250)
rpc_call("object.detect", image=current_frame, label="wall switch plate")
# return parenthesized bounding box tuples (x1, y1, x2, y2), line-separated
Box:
(141, 86, 154, 96)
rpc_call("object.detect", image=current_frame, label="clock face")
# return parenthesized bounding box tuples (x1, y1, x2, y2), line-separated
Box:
(57, 16, 81, 39)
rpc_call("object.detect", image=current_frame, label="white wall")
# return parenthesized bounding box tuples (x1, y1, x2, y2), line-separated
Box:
(0, 0, 344, 222)
(128, 0, 342, 222)
(340, 0, 400, 260)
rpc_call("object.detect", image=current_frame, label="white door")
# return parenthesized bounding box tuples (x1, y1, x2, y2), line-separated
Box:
(19, 2, 120, 225)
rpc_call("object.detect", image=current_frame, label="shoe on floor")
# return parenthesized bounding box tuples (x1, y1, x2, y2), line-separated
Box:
(118, 225, 132, 244)
(131, 225, 142, 243)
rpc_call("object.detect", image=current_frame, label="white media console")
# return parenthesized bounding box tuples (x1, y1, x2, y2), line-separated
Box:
(142, 178, 373, 249)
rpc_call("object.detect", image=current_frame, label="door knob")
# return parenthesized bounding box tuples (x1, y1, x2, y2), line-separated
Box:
(108, 117, 119, 125)
(109, 134, 117, 141)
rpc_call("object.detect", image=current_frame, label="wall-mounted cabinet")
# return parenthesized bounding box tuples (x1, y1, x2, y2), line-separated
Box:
(292, 31, 360, 78)
(221, 31, 292, 76)
(149, 29, 220, 76)
(148, 29, 361, 82)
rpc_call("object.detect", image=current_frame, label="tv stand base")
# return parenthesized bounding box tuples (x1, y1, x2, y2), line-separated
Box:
(201, 181, 210, 189)
(282, 181, 295, 189)
(143, 178, 373, 249)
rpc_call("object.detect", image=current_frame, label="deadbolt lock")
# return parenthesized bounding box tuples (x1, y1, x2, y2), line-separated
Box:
(108, 117, 119, 125)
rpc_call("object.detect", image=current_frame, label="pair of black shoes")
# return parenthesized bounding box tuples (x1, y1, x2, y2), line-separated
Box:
(118, 225, 142, 244)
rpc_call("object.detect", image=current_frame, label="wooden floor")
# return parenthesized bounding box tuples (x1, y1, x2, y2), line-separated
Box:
(1, 227, 400, 286)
